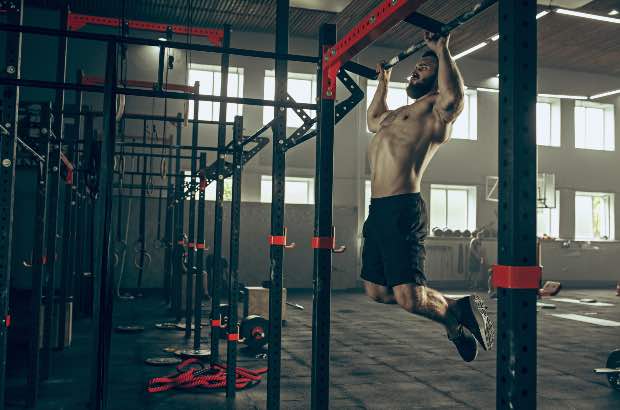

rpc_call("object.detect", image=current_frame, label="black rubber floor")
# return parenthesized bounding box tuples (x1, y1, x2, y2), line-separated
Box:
(6, 289, 620, 409)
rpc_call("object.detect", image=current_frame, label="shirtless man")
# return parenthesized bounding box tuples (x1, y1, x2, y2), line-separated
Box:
(362, 32, 494, 362)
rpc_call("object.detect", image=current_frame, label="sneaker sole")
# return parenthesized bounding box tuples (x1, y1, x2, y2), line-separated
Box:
(466, 295, 495, 351)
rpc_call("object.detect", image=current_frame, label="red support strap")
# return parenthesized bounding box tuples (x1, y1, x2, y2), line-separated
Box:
(269, 227, 289, 246)
(177, 240, 185, 245)
(211, 319, 221, 328)
(41, 255, 48, 265)
(4, 314, 10, 328)
(492, 265, 542, 289)
(68, 12, 224, 46)
(321, 0, 428, 98)
(59, 152, 74, 185)
(195, 243, 206, 249)
(187, 242, 195, 249)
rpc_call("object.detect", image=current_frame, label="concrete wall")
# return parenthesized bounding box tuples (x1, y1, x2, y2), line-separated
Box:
(8, 6, 620, 290)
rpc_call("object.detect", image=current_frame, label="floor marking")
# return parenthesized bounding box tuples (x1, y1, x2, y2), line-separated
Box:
(551, 298, 614, 307)
(550, 313, 620, 327)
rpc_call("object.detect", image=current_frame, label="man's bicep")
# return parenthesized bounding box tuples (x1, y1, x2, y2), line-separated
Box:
(367, 110, 391, 132)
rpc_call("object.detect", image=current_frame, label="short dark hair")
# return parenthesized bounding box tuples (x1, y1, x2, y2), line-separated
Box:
(422, 50, 438, 60)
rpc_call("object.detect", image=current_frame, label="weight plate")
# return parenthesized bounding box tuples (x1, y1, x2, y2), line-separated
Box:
(174, 348, 211, 358)
(240, 315, 269, 351)
(163, 347, 177, 353)
(114, 325, 145, 333)
(145, 357, 183, 366)
(606, 350, 620, 391)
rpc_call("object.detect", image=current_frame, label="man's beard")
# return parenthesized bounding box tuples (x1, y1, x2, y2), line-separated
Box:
(407, 78, 436, 99)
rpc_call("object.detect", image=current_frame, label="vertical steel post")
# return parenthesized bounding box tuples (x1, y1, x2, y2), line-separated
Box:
(267, 1, 289, 408)
(496, 1, 538, 409)
(137, 120, 148, 293)
(209, 25, 231, 366)
(311, 23, 336, 410)
(41, 1, 69, 378)
(26, 104, 53, 407)
(185, 82, 200, 339)
(173, 115, 184, 321)
(0, 2, 22, 407)
(163, 118, 179, 304)
(226, 115, 243, 398)
(89, 41, 117, 410)
(193, 153, 207, 350)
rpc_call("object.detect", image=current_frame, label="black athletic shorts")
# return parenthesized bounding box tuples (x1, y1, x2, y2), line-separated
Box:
(361, 192, 428, 288)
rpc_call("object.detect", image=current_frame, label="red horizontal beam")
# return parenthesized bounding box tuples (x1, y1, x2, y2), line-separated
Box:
(81, 76, 197, 93)
(67, 12, 224, 47)
(325, 0, 428, 68)
(321, 0, 428, 98)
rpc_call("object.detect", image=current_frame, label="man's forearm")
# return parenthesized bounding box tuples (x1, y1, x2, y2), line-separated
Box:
(368, 80, 389, 121)
(436, 47, 464, 103)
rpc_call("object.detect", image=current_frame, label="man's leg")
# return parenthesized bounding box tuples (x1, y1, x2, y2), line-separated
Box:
(392, 284, 459, 337)
(363, 280, 397, 304)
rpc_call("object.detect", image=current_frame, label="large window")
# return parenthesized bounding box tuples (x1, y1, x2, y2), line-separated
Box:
(537, 190, 560, 238)
(451, 90, 478, 140)
(575, 101, 615, 151)
(575, 192, 614, 240)
(260, 176, 314, 204)
(263, 71, 317, 128)
(188, 64, 244, 122)
(184, 171, 232, 201)
(536, 97, 561, 147)
(430, 185, 476, 231)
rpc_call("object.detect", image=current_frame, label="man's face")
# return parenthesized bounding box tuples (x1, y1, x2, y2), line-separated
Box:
(407, 57, 438, 99)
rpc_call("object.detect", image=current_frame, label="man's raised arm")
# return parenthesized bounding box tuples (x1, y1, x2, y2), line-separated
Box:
(427, 32, 465, 126)
(367, 64, 392, 133)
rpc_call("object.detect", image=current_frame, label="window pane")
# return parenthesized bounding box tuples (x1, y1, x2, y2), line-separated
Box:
(260, 179, 272, 203)
(452, 95, 469, 139)
(430, 188, 447, 229)
(188, 67, 242, 121)
(537, 209, 550, 237)
(536, 102, 551, 146)
(575, 195, 593, 239)
(285, 180, 309, 204)
(447, 189, 468, 230)
(575, 106, 586, 149)
(587, 107, 605, 150)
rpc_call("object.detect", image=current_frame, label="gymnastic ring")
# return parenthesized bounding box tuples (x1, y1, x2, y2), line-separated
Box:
(152, 238, 165, 249)
(160, 158, 167, 179)
(133, 251, 152, 269)
(146, 177, 155, 196)
(113, 251, 120, 267)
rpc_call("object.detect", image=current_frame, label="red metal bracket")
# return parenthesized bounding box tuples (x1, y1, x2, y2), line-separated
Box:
(67, 12, 224, 46)
(321, 0, 428, 98)
(312, 226, 346, 253)
(3, 315, 10, 328)
(492, 265, 542, 289)
(195, 243, 207, 250)
(268, 227, 296, 249)
(60, 152, 74, 184)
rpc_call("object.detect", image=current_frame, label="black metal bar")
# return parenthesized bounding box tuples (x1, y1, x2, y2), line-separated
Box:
(226, 115, 243, 398)
(164, 115, 182, 304)
(209, 25, 231, 366)
(0, 77, 318, 110)
(172, 114, 184, 321)
(64, 111, 234, 126)
(0, 6, 22, 399)
(157, 45, 165, 90)
(341, 61, 380, 80)
(0, 23, 318, 63)
(136, 120, 148, 292)
(26, 102, 51, 408)
(89, 40, 118, 410)
(15, 136, 45, 162)
(193, 153, 207, 350)
(382, 0, 498, 71)
(56, 2, 71, 351)
(311, 23, 336, 410)
(116, 142, 222, 151)
(496, 1, 537, 409)
(267, 0, 289, 407)
(185, 82, 200, 339)
(114, 152, 196, 160)
(404, 12, 444, 32)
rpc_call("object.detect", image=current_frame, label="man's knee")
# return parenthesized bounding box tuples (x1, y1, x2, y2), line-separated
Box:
(364, 282, 394, 304)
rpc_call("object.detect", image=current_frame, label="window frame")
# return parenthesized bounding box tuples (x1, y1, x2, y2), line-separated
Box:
(263, 70, 317, 129)
(574, 100, 615, 151)
(260, 175, 315, 205)
(187, 63, 244, 122)
(450, 89, 478, 141)
(536, 190, 560, 238)
(430, 184, 477, 232)
(536, 96, 561, 147)
(574, 191, 615, 241)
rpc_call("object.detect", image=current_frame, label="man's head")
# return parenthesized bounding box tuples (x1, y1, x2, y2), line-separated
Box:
(406, 50, 439, 99)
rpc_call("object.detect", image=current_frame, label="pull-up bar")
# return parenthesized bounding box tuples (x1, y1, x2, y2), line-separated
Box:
(81, 76, 197, 94)
(324, 0, 498, 88)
